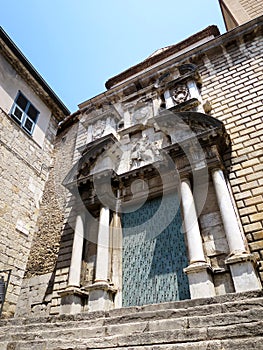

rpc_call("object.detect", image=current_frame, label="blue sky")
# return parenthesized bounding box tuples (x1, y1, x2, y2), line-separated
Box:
(0, 1, 225, 112)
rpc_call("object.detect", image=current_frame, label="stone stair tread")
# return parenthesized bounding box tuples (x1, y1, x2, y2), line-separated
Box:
(1, 319, 262, 346)
(0, 305, 262, 338)
(0, 302, 262, 341)
(1, 328, 263, 350)
(0, 293, 262, 349)
(1, 290, 262, 330)
(1, 294, 263, 331)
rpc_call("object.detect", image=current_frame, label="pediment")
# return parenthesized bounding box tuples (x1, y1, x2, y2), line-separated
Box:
(63, 112, 229, 190)
(63, 134, 120, 188)
(155, 111, 227, 144)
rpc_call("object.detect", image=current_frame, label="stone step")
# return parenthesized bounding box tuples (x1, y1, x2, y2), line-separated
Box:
(0, 297, 262, 339)
(1, 327, 263, 350)
(0, 291, 262, 350)
(0, 298, 263, 340)
(1, 292, 263, 334)
(0, 308, 262, 345)
(1, 290, 262, 330)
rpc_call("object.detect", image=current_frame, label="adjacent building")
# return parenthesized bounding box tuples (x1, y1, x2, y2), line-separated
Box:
(0, 27, 70, 317)
(219, 0, 263, 30)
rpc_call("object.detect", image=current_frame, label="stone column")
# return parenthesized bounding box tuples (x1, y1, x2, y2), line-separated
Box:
(60, 211, 87, 314)
(181, 177, 215, 298)
(186, 80, 204, 113)
(85, 206, 116, 311)
(212, 168, 261, 292)
(68, 213, 85, 287)
(95, 206, 110, 283)
(110, 211, 122, 309)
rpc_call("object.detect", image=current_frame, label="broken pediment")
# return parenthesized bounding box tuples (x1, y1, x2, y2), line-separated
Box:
(63, 112, 229, 192)
(63, 134, 120, 188)
(154, 111, 229, 146)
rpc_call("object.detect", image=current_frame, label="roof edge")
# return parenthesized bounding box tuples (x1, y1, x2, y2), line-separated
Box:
(0, 27, 70, 117)
(105, 25, 220, 89)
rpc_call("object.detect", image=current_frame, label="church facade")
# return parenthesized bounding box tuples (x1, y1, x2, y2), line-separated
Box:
(17, 15, 263, 317)
(0, 3, 263, 321)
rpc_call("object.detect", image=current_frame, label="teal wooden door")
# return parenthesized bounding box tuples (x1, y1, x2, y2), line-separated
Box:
(122, 194, 190, 307)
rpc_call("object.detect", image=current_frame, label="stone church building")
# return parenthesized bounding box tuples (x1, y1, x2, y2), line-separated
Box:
(0, 1, 263, 348)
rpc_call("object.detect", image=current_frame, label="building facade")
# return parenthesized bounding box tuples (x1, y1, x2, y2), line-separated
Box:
(219, 0, 263, 30)
(15, 15, 263, 318)
(0, 27, 70, 317)
(0, 2, 262, 322)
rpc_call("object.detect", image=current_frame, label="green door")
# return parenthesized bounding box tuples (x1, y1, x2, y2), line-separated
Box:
(122, 193, 190, 307)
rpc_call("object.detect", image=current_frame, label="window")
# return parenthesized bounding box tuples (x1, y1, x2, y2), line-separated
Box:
(10, 91, 39, 135)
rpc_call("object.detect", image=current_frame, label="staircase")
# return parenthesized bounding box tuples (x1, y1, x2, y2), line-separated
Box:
(0, 291, 262, 350)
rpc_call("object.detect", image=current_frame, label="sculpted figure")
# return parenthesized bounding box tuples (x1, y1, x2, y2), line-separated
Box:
(93, 119, 106, 139)
(130, 136, 160, 169)
(133, 104, 151, 125)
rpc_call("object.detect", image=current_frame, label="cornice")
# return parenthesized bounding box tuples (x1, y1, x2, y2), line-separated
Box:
(0, 27, 70, 121)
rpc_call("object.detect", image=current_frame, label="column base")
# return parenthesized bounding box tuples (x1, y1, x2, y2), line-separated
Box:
(83, 281, 116, 312)
(225, 253, 262, 292)
(184, 262, 215, 299)
(58, 286, 88, 315)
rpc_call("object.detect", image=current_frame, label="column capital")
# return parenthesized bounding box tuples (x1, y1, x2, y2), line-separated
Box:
(225, 252, 258, 265)
(210, 166, 225, 176)
(184, 262, 212, 274)
(180, 174, 191, 183)
(83, 281, 117, 294)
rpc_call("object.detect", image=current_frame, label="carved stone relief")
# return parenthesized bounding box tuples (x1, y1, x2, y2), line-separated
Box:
(123, 99, 154, 127)
(133, 104, 152, 125)
(91, 116, 117, 141)
(171, 84, 189, 104)
(130, 135, 161, 169)
(92, 119, 106, 140)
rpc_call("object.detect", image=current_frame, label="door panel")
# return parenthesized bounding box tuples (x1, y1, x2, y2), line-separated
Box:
(122, 194, 190, 307)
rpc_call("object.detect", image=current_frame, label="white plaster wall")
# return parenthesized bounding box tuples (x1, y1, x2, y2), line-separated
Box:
(0, 53, 51, 147)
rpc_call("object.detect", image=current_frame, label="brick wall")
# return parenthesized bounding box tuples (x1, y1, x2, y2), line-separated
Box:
(199, 24, 263, 281)
(240, 0, 263, 20)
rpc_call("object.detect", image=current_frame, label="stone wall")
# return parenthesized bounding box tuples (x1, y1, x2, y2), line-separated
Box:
(49, 121, 85, 315)
(0, 108, 58, 317)
(198, 21, 263, 281)
(15, 272, 53, 318)
(15, 123, 79, 317)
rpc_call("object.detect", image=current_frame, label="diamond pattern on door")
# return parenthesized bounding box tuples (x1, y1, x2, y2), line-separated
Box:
(122, 193, 190, 307)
